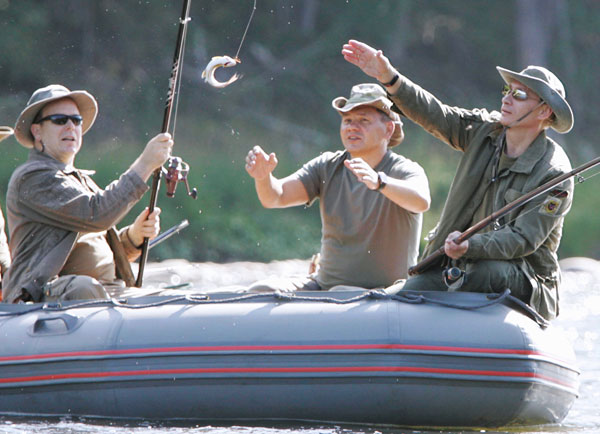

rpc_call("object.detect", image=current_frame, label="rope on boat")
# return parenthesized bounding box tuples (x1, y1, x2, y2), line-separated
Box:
(0, 288, 549, 328)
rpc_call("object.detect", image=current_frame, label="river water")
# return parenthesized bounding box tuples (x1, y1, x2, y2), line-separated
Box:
(0, 259, 598, 434)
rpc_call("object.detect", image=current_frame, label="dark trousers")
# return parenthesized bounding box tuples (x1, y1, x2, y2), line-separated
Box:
(402, 259, 532, 303)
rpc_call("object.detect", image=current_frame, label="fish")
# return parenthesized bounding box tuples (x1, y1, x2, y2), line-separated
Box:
(202, 55, 241, 88)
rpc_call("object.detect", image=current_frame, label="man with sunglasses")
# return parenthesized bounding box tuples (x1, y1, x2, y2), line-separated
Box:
(3, 84, 173, 303)
(342, 40, 574, 321)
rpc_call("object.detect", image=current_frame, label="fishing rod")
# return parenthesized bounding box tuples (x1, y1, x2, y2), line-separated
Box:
(408, 155, 600, 276)
(136, 0, 194, 287)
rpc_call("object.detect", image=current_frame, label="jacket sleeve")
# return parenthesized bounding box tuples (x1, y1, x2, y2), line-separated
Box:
(464, 178, 573, 260)
(117, 225, 142, 261)
(388, 75, 500, 152)
(17, 168, 148, 233)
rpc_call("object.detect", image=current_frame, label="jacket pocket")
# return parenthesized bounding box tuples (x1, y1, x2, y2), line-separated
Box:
(504, 188, 522, 205)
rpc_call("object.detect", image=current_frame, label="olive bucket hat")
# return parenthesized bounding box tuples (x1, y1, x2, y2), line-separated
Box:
(497, 65, 573, 134)
(332, 83, 404, 147)
(14, 84, 98, 148)
(0, 126, 13, 143)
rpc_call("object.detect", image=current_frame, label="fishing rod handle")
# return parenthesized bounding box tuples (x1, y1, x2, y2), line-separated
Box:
(408, 247, 445, 276)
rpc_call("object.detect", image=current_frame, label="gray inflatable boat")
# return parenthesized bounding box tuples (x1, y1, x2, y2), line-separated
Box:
(0, 289, 579, 428)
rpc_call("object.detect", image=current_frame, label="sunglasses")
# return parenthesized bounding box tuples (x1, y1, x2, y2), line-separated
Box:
(34, 114, 83, 126)
(502, 84, 540, 102)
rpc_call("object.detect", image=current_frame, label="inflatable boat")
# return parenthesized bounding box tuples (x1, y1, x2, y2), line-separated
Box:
(0, 288, 579, 428)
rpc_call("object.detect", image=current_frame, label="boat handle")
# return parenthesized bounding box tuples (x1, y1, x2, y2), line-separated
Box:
(32, 314, 79, 335)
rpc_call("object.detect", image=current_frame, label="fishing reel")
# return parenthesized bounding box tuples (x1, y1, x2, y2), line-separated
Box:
(164, 156, 198, 199)
(444, 267, 464, 282)
(443, 266, 465, 290)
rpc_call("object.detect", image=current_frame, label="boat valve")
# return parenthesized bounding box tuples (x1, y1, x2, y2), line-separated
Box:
(164, 156, 198, 199)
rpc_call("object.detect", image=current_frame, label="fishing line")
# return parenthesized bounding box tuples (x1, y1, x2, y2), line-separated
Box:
(234, 0, 257, 60)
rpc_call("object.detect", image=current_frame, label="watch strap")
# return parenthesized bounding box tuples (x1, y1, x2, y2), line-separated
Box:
(376, 171, 388, 191)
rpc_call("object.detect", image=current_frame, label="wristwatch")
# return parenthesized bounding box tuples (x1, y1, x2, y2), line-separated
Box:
(382, 73, 400, 87)
(376, 171, 388, 191)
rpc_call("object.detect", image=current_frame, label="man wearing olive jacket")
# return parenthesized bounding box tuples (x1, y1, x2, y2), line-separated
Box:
(343, 39, 574, 320)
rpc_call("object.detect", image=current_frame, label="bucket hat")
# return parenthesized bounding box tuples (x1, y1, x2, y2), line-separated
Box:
(332, 83, 404, 147)
(14, 84, 98, 148)
(497, 66, 573, 134)
(0, 126, 13, 143)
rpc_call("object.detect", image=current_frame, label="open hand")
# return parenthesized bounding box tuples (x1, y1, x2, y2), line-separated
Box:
(245, 145, 278, 180)
(344, 158, 379, 190)
(342, 39, 395, 83)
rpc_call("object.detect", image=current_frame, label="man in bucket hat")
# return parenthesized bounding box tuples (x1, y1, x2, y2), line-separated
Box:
(343, 40, 574, 320)
(0, 127, 14, 284)
(244, 83, 430, 292)
(3, 85, 173, 303)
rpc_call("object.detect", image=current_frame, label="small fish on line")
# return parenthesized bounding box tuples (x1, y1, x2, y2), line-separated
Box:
(202, 55, 241, 88)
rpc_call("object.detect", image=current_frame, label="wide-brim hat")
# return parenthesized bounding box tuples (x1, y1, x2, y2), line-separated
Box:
(14, 84, 98, 148)
(0, 126, 13, 143)
(332, 83, 404, 147)
(497, 66, 573, 134)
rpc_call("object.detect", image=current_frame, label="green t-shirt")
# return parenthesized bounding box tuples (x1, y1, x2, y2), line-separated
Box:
(296, 149, 427, 289)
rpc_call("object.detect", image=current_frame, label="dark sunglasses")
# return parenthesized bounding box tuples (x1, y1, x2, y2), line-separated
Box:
(34, 114, 83, 126)
(502, 84, 540, 102)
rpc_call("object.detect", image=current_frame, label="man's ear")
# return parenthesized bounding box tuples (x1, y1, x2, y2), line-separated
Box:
(387, 120, 395, 140)
(30, 123, 41, 142)
(539, 104, 554, 121)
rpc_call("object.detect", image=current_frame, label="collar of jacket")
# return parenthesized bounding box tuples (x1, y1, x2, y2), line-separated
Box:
(28, 147, 96, 176)
(503, 130, 548, 175)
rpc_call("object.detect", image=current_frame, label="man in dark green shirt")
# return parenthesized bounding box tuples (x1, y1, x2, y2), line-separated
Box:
(342, 40, 574, 320)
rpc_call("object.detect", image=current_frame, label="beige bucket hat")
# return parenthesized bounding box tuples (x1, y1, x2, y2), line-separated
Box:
(14, 84, 98, 148)
(497, 65, 573, 134)
(332, 83, 404, 147)
(0, 126, 13, 143)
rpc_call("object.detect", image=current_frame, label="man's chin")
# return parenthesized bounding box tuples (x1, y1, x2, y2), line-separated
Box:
(342, 140, 362, 150)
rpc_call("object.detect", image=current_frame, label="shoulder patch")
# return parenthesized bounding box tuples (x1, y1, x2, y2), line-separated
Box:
(539, 196, 563, 216)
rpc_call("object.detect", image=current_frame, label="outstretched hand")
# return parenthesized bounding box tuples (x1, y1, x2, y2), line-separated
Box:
(341, 40, 395, 83)
(245, 145, 278, 180)
(344, 158, 379, 190)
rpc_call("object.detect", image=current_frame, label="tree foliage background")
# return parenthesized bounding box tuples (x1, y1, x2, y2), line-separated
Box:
(1, 0, 599, 263)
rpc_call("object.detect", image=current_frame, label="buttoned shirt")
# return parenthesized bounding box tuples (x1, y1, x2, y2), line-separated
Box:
(3, 149, 148, 303)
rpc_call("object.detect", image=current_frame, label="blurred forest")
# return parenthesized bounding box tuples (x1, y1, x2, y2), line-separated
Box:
(0, 0, 599, 264)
